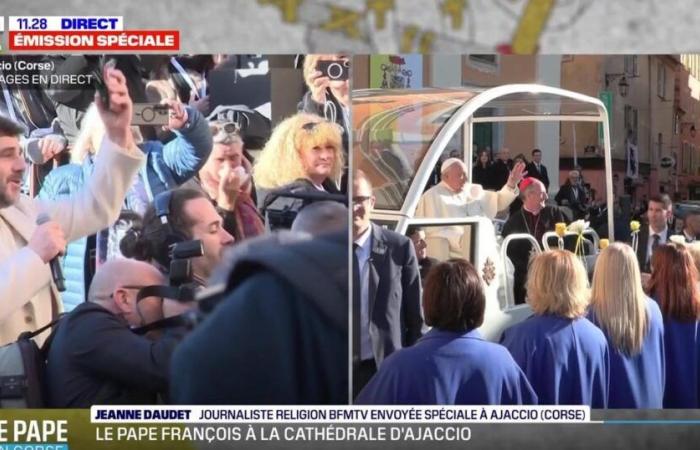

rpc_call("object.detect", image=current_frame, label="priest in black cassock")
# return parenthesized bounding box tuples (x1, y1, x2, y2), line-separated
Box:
(502, 178, 567, 305)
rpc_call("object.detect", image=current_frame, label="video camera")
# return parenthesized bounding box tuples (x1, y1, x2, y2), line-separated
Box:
(168, 239, 203, 288)
(129, 239, 203, 336)
(261, 183, 347, 231)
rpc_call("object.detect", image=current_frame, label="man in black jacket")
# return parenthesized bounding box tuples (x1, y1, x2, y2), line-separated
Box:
(525, 148, 550, 191)
(46, 259, 191, 407)
(491, 148, 513, 190)
(555, 170, 589, 220)
(170, 229, 348, 404)
(632, 195, 673, 273)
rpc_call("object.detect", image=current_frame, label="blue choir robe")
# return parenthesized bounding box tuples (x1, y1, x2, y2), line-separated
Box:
(588, 298, 665, 408)
(355, 328, 538, 405)
(660, 313, 700, 408)
(500, 314, 609, 407)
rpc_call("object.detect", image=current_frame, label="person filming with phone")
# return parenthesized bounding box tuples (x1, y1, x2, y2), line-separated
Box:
(38, 67, 213, 307)
(0, 66, 145, 346)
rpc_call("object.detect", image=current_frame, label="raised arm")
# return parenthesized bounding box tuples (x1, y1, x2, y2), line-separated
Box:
(36, 67, 144, 242)
(159, 101, 213, 186)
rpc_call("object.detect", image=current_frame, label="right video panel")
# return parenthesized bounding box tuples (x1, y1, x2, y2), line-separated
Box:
(352, 54, 697, 409)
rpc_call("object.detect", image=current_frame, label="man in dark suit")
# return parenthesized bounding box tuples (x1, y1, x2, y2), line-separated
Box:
(681, 210, 700, 243)
(491, 148, 513, 189)
(633, 195, 673, 273)
(406, 225, 439, 283)
(526, 148, 550, 191)
(555, 170, 589, 220)
(352, 170, 423, 398)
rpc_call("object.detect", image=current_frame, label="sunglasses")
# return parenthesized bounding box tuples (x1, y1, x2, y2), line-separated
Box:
(211, 122, 243, 144)
(301, 121, 345, 135)
(93, 285, 164, 303)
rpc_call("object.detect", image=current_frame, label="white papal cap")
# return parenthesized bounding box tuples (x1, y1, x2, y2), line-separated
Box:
(440, 157, 468, 174)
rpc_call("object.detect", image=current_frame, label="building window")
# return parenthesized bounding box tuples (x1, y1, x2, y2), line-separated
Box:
(624, 105, 638, 143)
(657, 133, 663, 163)
(470, 55, 497, 65)
(683, 142, 691, 175)
(468, 55, 499, 73)
(657, 61, 666, 99)
(674, 112, 680, 135)
(624, 55, 639, 76)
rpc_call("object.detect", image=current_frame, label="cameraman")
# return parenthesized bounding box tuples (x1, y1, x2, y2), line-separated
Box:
(46, 258, 192, 407)
(120, 188, 235, 287)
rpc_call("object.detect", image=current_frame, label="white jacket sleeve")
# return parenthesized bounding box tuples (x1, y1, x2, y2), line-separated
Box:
(36, 137, 145, 242)
(0, 247, 52, 323)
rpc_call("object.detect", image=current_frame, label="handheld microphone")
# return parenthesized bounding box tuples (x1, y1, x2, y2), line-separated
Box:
(36, 213, 66, 292)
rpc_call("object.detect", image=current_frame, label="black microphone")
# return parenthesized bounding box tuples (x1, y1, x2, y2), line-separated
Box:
(36, 213, 66, 292)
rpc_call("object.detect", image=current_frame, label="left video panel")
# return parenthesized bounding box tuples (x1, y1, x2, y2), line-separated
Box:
(0, 54, 349, 406)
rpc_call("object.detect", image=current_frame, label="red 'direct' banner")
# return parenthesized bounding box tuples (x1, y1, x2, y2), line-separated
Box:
(9, 30, 180, 51)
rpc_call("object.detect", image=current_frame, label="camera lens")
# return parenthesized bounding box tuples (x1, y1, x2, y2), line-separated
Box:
(142, 107, 155, 122)
(327, 62, 343, 80)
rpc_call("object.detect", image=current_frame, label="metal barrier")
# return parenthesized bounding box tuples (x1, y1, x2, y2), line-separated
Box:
(541, 229, 600, 253)
(500, 233, 542, 309)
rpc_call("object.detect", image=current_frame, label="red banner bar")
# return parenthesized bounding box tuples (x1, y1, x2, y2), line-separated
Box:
(9, 30, 180, 51)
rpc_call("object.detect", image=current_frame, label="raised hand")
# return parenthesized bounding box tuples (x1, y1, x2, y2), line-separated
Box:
(216, 165, 246, 211)
(163, 99, 189, 131)
(95, 65, 134, 149)
(507, 161, 528, 189)
(28, 220, 66, 263)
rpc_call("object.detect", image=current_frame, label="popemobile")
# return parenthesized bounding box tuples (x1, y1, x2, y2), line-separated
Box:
(353, 84, 613, 340)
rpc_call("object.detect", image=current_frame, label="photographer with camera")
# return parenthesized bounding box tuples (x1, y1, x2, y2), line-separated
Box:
(45, 258, 192, 407)
(120, 188, 235, 288)
(299, 54, 350, 155)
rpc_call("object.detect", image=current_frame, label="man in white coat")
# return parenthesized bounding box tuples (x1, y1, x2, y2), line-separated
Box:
(416, 158, 526, 257)
(0, 67, 145, 345)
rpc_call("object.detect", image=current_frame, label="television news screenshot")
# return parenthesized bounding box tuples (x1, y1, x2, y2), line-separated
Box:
(1, 2, 700, 450)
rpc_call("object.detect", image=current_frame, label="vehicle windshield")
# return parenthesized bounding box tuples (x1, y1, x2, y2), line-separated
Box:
(353, 88, 477, 211)
(353, 88, 604, 212)
(478, 91, 601, 118)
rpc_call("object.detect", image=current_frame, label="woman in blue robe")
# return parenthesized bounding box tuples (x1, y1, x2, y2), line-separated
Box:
(588, 243, 665, 408)
(356, 259, 537, 405)
(646, 243, 700, 408)
(500, 250, 609, 407)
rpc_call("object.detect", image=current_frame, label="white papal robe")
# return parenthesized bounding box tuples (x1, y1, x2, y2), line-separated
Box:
(415, 181, 517, 257)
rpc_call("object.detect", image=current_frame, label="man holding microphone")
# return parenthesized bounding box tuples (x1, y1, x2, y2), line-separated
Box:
(0, 66, 144, 345)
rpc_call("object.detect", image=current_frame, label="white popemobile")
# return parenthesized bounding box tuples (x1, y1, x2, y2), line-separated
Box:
(353, 84, 613, 340)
